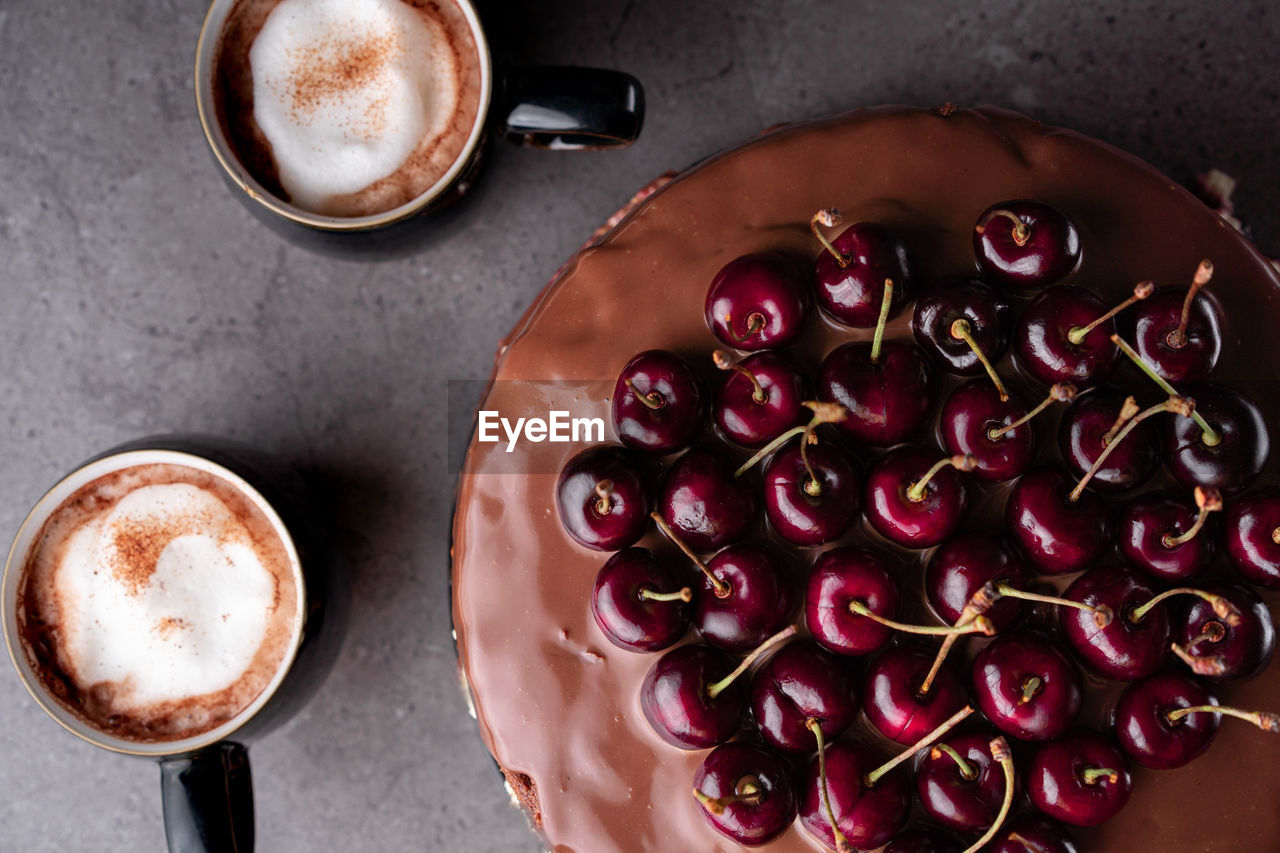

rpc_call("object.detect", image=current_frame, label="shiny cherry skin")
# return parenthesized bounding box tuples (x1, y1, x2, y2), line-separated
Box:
(925, 532, 1027, 633)
(750, 640, 859, 753)
(695, 544, 795, 652)
(1014, 286, 1117, 387)
(865, 447, 969, 549)
(806, 547, 901, 656)
(940, 380, 1036, 483)
(1160, 382, 1268, 495)
(916, 728, 1019, 833)
(705, 251, 813, 351)
(1119, 491, 1215, 582)
(1006, 467, 1110, 574)
(1225, 489, 1280, 588)
(1059, 388, 1158, 493)
(799, 741, 911, 851)
(612, 349, 705, 453)
(1131, 284, 1221, 383)
(885, 828, 962, 853)
(819, 340, 935, 446)
(1114, 671, 1219, 769)
(864, 646, 967, 745)
(763, 439, 860, 546)
(658, 446, 757, 551)
(591, 547, 692, 652)
(814, 222, 916, 327)
(693, 742, 797, 845)
(1028, 731, 1132, 827)
(989, 815, 1080, 853)
(912, 277, 1011, 375)
(640, 643, 745, 749)
(973, 200, 1081, 291)
(556, 444, 651, 550)
(1174, 583, 1276, 681)
(972, 632, 1082, 742)
(714, 352, 807, 448)
(1061, 566, 1169, 680)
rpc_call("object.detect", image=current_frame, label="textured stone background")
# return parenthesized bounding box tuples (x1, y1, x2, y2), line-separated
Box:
(0, 0, 1276, 850)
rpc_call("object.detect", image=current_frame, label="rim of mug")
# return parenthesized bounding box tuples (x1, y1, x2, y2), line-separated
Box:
(193, 0, 494, 232)
(1, 448, 308, 757)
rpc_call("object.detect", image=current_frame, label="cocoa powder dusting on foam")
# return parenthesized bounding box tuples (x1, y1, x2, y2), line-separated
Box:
(106, 511, 206, 596)
(287, 29, 401, 133)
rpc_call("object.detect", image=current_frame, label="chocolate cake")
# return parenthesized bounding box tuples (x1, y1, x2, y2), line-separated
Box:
(451, 106, 1280, 851)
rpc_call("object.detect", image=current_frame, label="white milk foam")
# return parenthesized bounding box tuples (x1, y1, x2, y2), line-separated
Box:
(54, 484, 276, 711)
(249, 0, 460, 213)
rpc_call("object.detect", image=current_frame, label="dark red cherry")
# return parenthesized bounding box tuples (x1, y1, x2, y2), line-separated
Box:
(865, 448, 971, 549)
(763, 439, 860, 546)
(885, 828, 962, 853)
(1006, 467, 1110, 575)
(818, 340, 935, 446)
(1114, 671, 1219, 769)
(1160, 382, 1268, 495)
(973, 200, 1080, 291)
(556, 444, 650, 550)
(915, 729, 1019, 833)
(1119, 488, 1220, 582)
(989, 814, 1080, 853)
(864, 646, 967, 745)
(1225, 489, 1280, 588)
(1058, 388, 1158, 493)
(1173, 583, 1275, 681)
(925, 533, 1026, 633)
(640, 643, 746, 749)
(912, 277, 1011, 377)
(693, 742, 797, 845)
(1013, 286, 1120, 387)
(591, 547, 692, 652)
(812, 215, 916, 328)
(705, 251, 813, 351)
(1060, 566, 1169, 681)
(750, 640, 858, 753)
(972, 632, 1082, 742)
(658, 446, 757, 551)
(1130, 260, 1221, 383)
(695, 544, 795, 652)
(612, 349, 705, 454)
(939, 380, 1043, 483)
(713, 351, 807, 448)
(1028, 731, 1131, 827)
(806, 546, 901, 656)
(799, 741, 911, 851)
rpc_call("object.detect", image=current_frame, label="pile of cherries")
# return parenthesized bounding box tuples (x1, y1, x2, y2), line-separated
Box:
(556, 198, 1280, 851)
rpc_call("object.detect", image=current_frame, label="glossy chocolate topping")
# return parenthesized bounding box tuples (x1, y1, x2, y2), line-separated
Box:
(451, 106, 1280, 852)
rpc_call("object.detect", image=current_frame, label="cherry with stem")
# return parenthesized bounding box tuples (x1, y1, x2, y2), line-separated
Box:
(1068, 395, 1195, 502)
(1111, 333, 1221, 446)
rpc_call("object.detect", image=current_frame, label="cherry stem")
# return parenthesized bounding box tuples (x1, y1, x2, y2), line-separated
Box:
(987, 383, 1077, 441)
(1165, 704, 1280, 732)
(705, 625, 798, 700)
(849, 601, 996, 637)
(1185, 621, 1227, 648)
(1020, 676, 1044, 704)
(811, 209, 848, 268)
(623, 377, 665, 411)
(734, 401, 847, 479)
(1168, 259, 1214, 349)
(693, 778, 762, 815)
(1162, 486, 1224, 548)
(864, 706, 975, 788)
(960, 738, 1015, 853)
(1170, 641, 1229, 677)
(1082, 767, 1120, 786)
(930, 742, 979, 781)
(869, 279, 894, 364)
(975, 209, 1031, 246)
(724, 312, 767, 345)
(907, 454, 976, 503)
(1101, 396, 1141, 446)
(638, 587, 692, 603)
(994, 582, 1114, 628)
(1274, 527, 1280, 546)
(1129, 588, 1242, 627)
(950, 318, 1009, 400)
(806, 718, 854, 853)
(1067, 281, 1154, 345)
(1110, 334, 1222, 446)
(713, 349, 767, 404)
(1069, 395, 1195, 502)
(593, 480, 615, 516)
(649, 511, 732, 598)
(919, 584, 1000, 697)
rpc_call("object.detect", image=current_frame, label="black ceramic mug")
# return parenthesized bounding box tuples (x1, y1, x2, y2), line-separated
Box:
(2, 437, 344, 852)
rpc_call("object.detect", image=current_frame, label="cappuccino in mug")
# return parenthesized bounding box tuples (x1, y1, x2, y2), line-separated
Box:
(15, 462, 300, 742)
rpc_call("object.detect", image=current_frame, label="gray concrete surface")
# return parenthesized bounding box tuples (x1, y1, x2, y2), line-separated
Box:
(0, 0, 1276, 850)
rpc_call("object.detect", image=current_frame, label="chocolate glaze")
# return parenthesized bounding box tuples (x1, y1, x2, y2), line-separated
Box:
(451, 106, 1280, 851)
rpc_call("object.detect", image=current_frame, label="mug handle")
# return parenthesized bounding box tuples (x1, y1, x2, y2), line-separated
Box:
(160, 742, 254, 853)
(496, 67, 644, 149)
